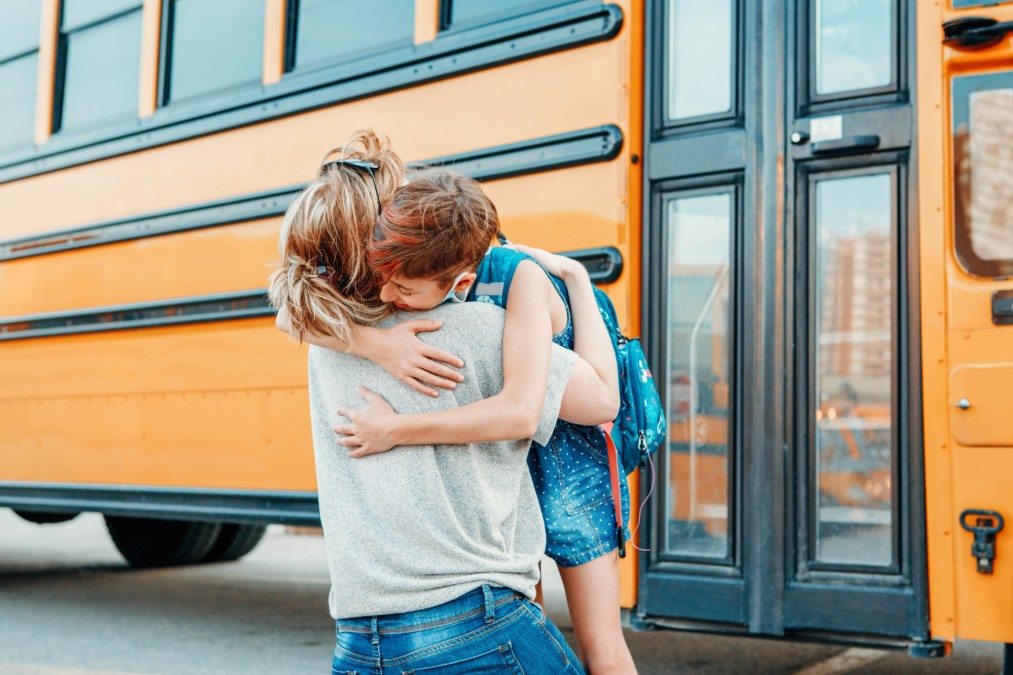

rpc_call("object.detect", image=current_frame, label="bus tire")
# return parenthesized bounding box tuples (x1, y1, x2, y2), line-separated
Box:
(202, 523, 267, 563)
(104, 516, 222, 568)
(13, 510, 80, 525)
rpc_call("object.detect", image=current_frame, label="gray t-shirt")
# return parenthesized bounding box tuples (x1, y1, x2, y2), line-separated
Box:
(308, 301, 577, 620)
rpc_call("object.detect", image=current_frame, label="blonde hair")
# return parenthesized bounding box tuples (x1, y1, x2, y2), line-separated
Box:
(268, 130, 405, 344)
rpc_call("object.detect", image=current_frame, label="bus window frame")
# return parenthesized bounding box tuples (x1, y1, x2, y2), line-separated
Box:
(281, 0, 417, 76)
(652, 0, 744, 136)
(51, 1, 144, 140)
(157, 0, 267, 109)
(951, 71, 1013, 280)
(795, 0, 908, 118)
(0, 3, 621, 184)
(436, 0, 587, 34)
(0, 2, 44, 155)
(791, 155, 909, 582)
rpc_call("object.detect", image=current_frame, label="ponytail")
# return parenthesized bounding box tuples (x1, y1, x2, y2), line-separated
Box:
(268, 130, 406, 344)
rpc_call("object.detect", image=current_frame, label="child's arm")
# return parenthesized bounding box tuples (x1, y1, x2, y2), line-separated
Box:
(334, 256, 620, 456)
(275, 305, 464, 396)
(515, 246, 620, 422)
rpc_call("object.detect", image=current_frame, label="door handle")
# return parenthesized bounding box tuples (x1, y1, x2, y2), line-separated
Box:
(992, 290, 1013, 325)
(944, 16, 1013, 50)
(810, 135, 880, 155)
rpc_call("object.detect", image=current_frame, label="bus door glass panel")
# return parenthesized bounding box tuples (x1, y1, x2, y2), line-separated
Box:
(811, 171, 895, 568)
(665, 190, 733, 561)
(952, 75, 1013, 278)
(665, 0, 735, 124)
(814, 0, 894, 96)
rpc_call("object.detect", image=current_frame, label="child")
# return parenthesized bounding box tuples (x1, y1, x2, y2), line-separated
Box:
(333, 168, 637, 675)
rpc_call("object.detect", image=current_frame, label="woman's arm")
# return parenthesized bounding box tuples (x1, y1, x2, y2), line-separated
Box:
(335, 255, 621, 456)
(336, 260, 554, 455)
(275, 304, 464, 395)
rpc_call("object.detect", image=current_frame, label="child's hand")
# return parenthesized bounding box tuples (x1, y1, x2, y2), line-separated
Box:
(509, 244, 582, 280)
(334, 387, 400, 457)
(369, 320, 465, 397)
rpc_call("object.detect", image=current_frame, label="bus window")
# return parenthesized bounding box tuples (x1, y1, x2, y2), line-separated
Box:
(0, 0, 43, 152)
(444, 0, 577, 30)
(55, 0, 142, 135)
(164, 0, 265, 104)
(286, 0, 414, 72)
(665, 0, 735, 123)
(952, 80, 1013, 278)
(813, 0, 894, 97)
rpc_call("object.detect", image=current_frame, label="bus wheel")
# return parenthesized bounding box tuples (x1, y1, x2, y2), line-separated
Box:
(13, 510, 80, 525)
(104, 516, 222, 568)
(202, 524, 267, 563)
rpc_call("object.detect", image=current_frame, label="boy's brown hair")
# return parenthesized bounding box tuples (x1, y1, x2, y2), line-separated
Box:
(369, 168, 498, 286)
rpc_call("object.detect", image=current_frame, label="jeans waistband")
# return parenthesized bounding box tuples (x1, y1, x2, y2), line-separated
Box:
(336, 585, 522, 636)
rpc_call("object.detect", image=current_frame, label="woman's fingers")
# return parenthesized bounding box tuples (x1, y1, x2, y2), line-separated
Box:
(332, 423, 354, 435)
(417, 355, 464, 382)
(347, 445, 373, 459)
(402, 319, 443, 335)
(410, 367, 459, 391)
(335, 435, 360, 447)
(403, 376, 439, 397)
(422, 345, 464, 369)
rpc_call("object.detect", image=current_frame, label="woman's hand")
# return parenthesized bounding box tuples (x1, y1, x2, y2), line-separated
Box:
(334, 388, 401, 457)
(509, 244, 582, 280)
(364, 321, 465, 397)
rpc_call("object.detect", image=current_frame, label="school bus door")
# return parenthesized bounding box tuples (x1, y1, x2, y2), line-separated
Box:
(638, 0, 929, 644)
(921, 0, 1013, 646)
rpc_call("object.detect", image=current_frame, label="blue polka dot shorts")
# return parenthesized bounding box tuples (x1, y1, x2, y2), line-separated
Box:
(528, 421, 631, 567)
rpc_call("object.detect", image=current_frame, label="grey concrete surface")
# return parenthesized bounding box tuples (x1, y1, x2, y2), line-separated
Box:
(0, 510, 1003, 674)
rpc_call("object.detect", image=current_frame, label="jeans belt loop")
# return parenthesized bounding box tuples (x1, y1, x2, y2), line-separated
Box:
(482, 584, 495, 623)
(370, 617, 379, 645)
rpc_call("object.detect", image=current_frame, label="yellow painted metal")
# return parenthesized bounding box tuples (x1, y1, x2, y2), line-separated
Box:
(0, 41, 629, 240)
(34, 0, 60, 145)
(414, 0, 440, 45)
(138, 0, 162, 118)
(0, 0, 644, 609)
(949, 365, 1013, 446)
(263, 0, 286, 86)
(920, 0, 1013, 644)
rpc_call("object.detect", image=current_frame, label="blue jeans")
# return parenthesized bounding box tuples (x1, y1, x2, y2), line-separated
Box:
(331, 585, 584, 674)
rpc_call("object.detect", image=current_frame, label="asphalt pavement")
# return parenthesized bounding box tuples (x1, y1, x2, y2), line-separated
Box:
(0, 510, 1003, 674)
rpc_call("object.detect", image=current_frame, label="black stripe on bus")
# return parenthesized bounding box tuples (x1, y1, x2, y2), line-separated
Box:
(0, 3, 622, 185)
(0, 483, 321, 526)
(0, 125, 622, 262)
(0, 247, 622, 340)
(0, 289, 273, 342)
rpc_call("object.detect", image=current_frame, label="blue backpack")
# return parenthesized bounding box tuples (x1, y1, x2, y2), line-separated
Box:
(591, 286, 666, 475)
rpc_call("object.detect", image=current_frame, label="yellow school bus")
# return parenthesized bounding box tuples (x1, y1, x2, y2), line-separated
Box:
(2, 0, 1012, 662)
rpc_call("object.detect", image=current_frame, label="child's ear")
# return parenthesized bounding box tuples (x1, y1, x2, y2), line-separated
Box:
(455, 272, 477, 293)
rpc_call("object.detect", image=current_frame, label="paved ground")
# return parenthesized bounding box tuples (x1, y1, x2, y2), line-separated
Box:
(0, 510, 1003, 674)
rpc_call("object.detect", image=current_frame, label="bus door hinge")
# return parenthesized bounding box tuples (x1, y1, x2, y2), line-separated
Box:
(959, 509, 1005, 574)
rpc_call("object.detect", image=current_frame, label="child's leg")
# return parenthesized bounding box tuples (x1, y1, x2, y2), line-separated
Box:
(557, 551, 637, 675)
